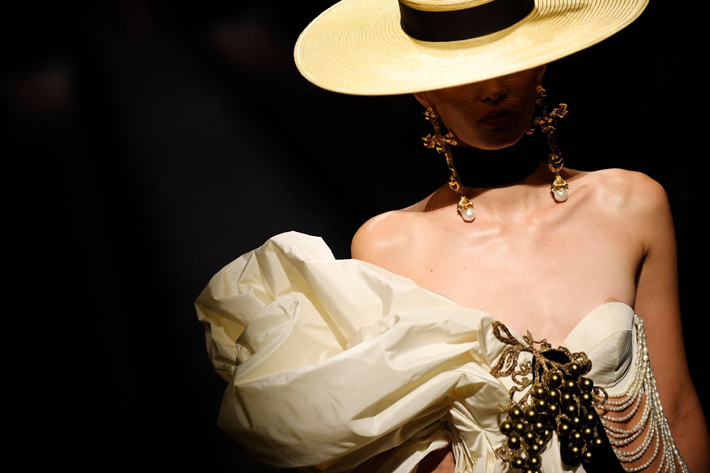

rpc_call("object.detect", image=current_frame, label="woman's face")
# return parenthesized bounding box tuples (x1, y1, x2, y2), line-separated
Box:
(415, 66, 545, 150)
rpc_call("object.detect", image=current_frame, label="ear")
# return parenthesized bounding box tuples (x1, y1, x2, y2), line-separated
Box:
(536, 64, 547, 85)
(413, 91, 434, 109)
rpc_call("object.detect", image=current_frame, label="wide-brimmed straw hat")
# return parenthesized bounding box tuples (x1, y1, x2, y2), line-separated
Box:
(294, 0, 648, 95)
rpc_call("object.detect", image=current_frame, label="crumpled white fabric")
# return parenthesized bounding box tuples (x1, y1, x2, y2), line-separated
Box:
(196, 232, 637, 472)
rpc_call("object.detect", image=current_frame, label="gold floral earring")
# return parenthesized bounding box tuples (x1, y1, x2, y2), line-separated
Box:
(527, 86, 569, 202)
(422, 107, 475, 222)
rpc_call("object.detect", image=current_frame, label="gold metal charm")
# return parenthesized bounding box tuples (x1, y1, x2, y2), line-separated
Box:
(457, 195, 475, 222)
(551, 174, 569, 202)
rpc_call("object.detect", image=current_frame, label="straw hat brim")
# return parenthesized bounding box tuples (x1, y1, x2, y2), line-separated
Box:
(294, 0, 648, 96)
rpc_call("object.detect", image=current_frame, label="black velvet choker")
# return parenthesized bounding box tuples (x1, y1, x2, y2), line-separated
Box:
(451, 143, 542, 189)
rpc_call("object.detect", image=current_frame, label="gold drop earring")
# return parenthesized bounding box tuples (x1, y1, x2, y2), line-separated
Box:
(422, 107, 475, 222)
(527, 86, 570, 202)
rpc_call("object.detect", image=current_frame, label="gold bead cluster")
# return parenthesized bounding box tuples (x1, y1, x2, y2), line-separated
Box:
(490, 322, 609, 470)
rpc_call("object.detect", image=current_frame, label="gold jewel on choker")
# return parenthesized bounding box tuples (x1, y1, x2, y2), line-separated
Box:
(527, 85, 570, 202)
(423, 107, 475, 222)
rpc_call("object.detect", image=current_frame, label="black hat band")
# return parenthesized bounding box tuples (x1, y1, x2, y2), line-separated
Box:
(399, 0, 535, 42)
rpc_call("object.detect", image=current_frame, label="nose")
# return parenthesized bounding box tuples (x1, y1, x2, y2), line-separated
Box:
(480, 78, 507, 103)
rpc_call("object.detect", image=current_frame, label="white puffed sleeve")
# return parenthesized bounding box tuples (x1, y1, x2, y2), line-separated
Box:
(196, 232, 513, 472)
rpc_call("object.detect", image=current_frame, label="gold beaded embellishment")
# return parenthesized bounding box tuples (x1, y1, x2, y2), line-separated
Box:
(490, 322, 609, 469)
(597, 316, 689, 472)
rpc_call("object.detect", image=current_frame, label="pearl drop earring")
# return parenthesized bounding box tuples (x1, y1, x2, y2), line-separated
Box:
(422, 107, 475, 222)
(527, 86, 570, 202)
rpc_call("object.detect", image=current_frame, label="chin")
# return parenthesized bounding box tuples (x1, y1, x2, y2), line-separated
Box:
(464, 132, 526, 150)
(456, 120, 528, 150)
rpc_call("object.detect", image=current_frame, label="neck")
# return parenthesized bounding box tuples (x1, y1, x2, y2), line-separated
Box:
(452, 139, 542, 188)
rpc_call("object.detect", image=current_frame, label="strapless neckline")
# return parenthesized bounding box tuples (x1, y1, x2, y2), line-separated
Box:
(481, 301, 635, 348)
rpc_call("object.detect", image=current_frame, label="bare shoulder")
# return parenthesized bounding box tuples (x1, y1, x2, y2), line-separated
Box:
(351, 210, 415, 265)
(351, 186, 446, 265)
(574, 168, 673, 253)
(574, 168, 670, 219)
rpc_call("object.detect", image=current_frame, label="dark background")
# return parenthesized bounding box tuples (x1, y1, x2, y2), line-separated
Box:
(4, 1, 707, 470)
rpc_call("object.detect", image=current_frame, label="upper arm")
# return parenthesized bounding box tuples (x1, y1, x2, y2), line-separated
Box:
(623, 173, 709, 469)
(630, 175, 686, 411)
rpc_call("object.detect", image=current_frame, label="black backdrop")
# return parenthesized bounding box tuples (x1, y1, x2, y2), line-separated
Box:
(5, 1, 707, 470)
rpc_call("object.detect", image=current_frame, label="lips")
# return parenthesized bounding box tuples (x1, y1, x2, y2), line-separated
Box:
(479, 108, 515, 127)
